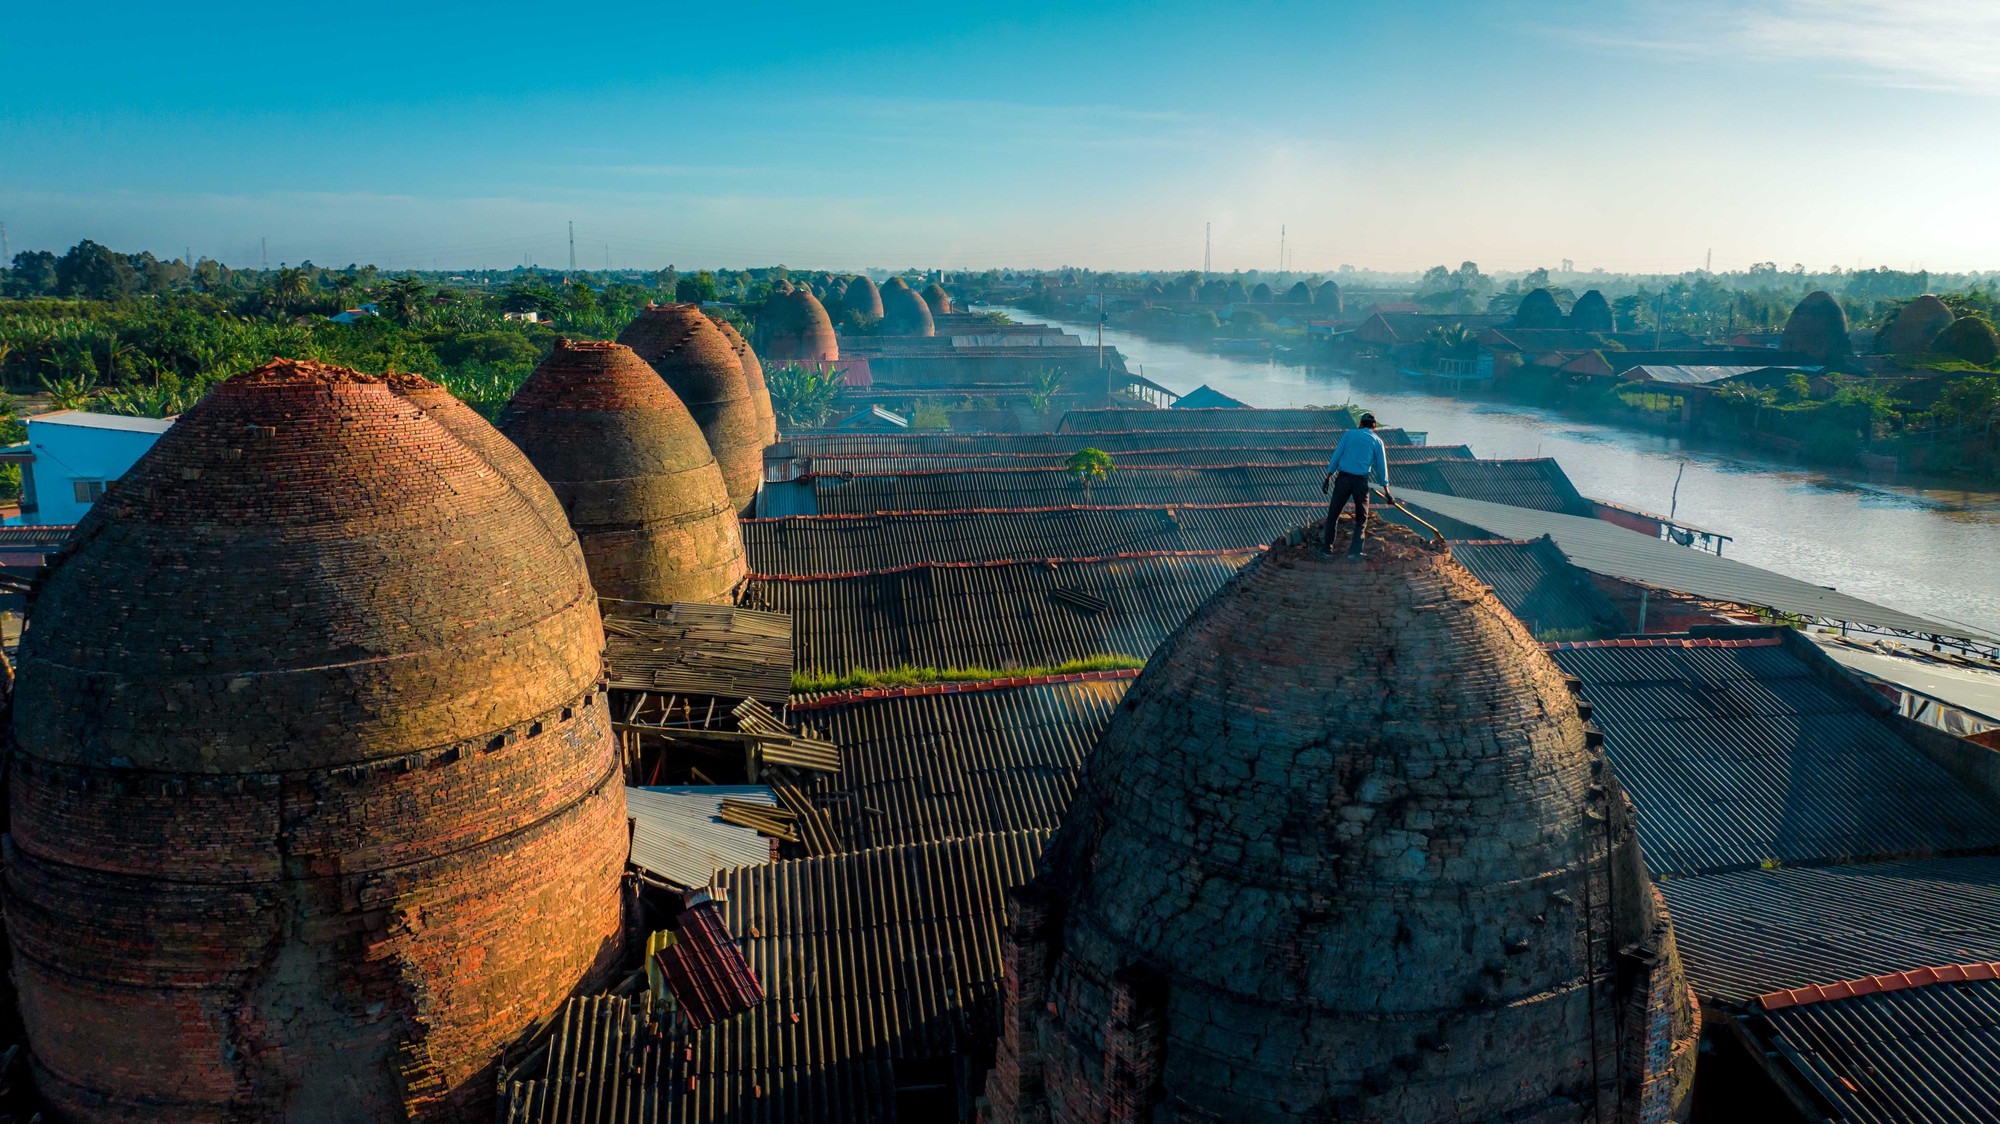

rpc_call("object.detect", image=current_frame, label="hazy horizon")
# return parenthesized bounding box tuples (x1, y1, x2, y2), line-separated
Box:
(7, 0, 1999, 274)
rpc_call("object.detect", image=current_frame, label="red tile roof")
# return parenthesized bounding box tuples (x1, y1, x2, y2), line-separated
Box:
(1757, 962, 2000, 1011)
(656, 900, 765, 1029)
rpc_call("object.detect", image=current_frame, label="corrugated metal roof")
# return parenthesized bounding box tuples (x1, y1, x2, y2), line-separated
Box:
(1391, 458, 1592, 516)
(1449, 538, 1624, 639)
(1658, 857, 2000, 1003)
(744, 504, 1314, 574)
(502, 830, 1052, 1123)
(1813, 635, 2000, 725)
(805, 465, 1334, 514)
(1059, 407, 1358, 432)
(743, 552, 1254, 675)
(781, 676, 1127, 851)
(1550, 640, 2000, 876)
(27, 409, 176, 433)
(783, 427, 1413, 454)
(1397, 488, 1992, 643)
(627, 786, 779, 889)
(792, 444, 1467, 474)
(1751, 976, 2000, 1123)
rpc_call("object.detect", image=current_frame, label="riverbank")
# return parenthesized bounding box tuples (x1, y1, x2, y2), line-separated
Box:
(985, 305, 2000, 641)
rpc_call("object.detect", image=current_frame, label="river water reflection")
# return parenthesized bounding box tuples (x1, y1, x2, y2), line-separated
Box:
(988, 306, 2000, 639)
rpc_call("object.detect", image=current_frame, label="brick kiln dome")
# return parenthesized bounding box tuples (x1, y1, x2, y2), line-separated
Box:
(841, 275, 883, 320)
(880, 277, 936, 336)
(757, 288, 840, 365)
(616, 304, 767, 508)
(921, 281, 952, 315)
(501, 340, 746, 605)
(987, 522, 1698, 1124)
(707, 314, 780, 444)
(1286, 280, 1313, 304)
(1569, 289, 1615, 333)
(383, 370, 573, 536)
(1514, 286, 1565, 329)
(1882, 294, 1953, 355)
(1315, 279, 1343, 314)
(5, 358, 628, 1122)
(1781, 290, 1853, 362)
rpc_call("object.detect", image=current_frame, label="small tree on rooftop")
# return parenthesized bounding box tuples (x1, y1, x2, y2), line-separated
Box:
(1065, 447, 1114, 500)
(765, 362, 843, 429)
(1028, 367, 1064, 415)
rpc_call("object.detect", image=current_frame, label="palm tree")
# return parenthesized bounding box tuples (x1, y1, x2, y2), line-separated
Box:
(380, 274, 429, 323)
(266, 267, 312, 311)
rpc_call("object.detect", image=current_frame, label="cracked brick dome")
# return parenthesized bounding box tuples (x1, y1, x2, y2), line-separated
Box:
(756, 288, 840, 365)
(1781, 290, 1853, 363)
(880, 277, 935, 336)
(921, 281, 952, 316)
(616, 304, 767, 508)
(706, 315, 779, 444)
(840, 275, 883, 320)
(5, 358, 628, 1122)
(501, 340, 746, 606)
(987, 522, 1698, 1124)
(1882, 294, 1953, 355)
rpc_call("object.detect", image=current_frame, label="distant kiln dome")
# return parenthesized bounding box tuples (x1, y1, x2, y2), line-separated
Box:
(1514, 286, 1565, 329)
(1315, 279, 1343, 314)
(1882, 294, 1953, 355)
(1250, 281, 1274, 302)
(841, 275, 884, 320)
(1224, 279, 1250, 303)
(501, 340, 747, 605)
(616, 304, 768, 508)
(880, 278, 936, 336)
(1568, 289, 1615, 333)
(986, 523, 1699, 1124)
(707, 314, 780, 443)
(921, 281, 953, 316)
(1285, 281, 1313, 304)
(1780, 290, 1853, 362)
(757, 288, 841, 364)
(6, 358, 627, 1122)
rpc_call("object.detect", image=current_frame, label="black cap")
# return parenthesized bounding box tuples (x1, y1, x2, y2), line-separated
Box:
(1359, 412, 1377, 427)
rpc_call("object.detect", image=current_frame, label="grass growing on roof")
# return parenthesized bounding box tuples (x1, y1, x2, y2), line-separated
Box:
(792, 654, 1147, 694)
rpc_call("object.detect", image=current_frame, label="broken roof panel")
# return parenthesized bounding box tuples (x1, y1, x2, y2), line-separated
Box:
(627, 786, 780, 889)
(601, 601, 793, 707)
(745, 552, 1255, 675)
(655, 900, 765, 1029)
(1550, 637, 2000, 876)
(744, 504, 1313, 574)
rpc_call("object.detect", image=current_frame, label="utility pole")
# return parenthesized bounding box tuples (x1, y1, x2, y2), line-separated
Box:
(185, 246, 192, 268)
(568, 221, 577, 275)
(1204, 223, 1211, 277)
(0, 222, 9, 265)
(261, 237, 268, 271)
(1705, 247, 1712, 273)
(1279, 225, 1286, 279)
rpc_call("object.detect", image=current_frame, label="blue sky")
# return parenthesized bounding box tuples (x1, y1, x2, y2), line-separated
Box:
(5, 0, 1997, 273)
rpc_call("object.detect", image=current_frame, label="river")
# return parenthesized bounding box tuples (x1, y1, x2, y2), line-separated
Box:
(988, 306, 2000, 640)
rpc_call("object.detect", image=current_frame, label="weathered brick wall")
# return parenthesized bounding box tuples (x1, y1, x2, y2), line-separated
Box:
(501, 339, 747, 606)
(708, 317, 779, 445)
(5, 360, 629, 1122)
(987, 523, 1698, 1123)
(617, 306, 769, 508)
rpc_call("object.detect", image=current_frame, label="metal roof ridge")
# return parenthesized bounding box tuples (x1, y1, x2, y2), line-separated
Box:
(1542, 636, 1784, 651)
(1756, 961, 2000, 1011)
(790, 668, 1143, 710)
(746, 548, 1260, 581)
(744, 502, 1320, 522)
(802, 462, 1343, 479)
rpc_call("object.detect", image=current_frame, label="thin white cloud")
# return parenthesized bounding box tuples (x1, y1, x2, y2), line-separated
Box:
(1576, 0, 2000, 96)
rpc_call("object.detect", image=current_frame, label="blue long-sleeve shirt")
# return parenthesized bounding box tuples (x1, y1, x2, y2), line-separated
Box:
(1326, 428, 1389, 486)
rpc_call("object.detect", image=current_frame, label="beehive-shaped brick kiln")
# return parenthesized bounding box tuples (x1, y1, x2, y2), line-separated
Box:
(921, 281, 952, 316)
(986, 522, 1699, 1124)
(501, 339, 746, 605)
(384, 369, 574, 534)
(5, 358, 629, 1122)
(617, 304, 767, 508)
(839, 274, 883, 320)
(879, 276, 935, 337)
(755, 287, 840, 366)
(707, 315, 780, 444)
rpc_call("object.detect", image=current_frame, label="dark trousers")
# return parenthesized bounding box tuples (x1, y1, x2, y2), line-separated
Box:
(1325, 471, 1370, 549)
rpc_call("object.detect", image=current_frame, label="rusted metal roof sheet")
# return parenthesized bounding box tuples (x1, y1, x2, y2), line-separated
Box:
(1550, 639, 2000, 876)
(501, 830, 1052, 1122)
(1747, 976, 2000, 1123)
(780, 675, 1128, 851)
(656, 901, 766, 1029)
(743, 552, 1254, 675)
(1658, 857, 2000, 1003)
(745, 504, 1313, 574)
(1449, 538, 1624, 640)
(603, 601, 794, 707)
